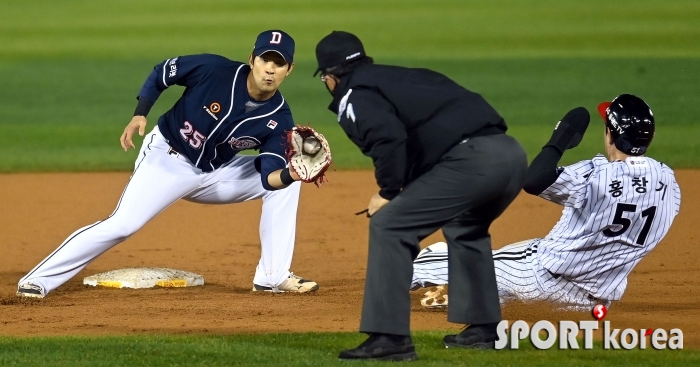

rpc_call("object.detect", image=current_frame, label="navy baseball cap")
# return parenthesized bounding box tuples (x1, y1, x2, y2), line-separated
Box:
(253, 30, 295, 64)
(313, 31, 366, 76)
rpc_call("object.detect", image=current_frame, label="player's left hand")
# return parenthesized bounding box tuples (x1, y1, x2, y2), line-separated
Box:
(367, 193, 390, 216)
(286, 126, 332, 186)
(544, 107, 590, 153)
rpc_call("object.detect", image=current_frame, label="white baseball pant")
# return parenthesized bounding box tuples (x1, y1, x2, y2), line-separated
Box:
(412, 240, 613, 311)
(19, 126, 300, 295)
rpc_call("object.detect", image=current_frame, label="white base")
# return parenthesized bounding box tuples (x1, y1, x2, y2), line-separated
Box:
(83, 267, 204, 289)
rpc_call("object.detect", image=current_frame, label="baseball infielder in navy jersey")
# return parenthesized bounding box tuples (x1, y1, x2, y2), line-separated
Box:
(412, 95, 681, 312)
(17, 30, 320, 298)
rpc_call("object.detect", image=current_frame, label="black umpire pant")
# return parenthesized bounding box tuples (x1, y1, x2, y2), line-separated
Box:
(359, 133, 527, 336)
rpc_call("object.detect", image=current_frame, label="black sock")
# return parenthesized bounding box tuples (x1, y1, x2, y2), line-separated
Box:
(373, 333, 410, 343)
(470, 322, 499, 332)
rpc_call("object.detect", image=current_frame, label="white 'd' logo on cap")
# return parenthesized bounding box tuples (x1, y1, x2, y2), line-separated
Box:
(271, 32, 282, 44)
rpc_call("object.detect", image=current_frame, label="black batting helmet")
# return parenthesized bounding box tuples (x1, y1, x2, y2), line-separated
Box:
(597, 94, 655, 156)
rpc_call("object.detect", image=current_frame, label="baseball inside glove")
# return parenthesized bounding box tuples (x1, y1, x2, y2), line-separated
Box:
(286, 126, 332, 186)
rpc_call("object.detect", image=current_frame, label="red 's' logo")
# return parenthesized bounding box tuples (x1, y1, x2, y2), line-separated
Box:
(592, 304, 607, 321)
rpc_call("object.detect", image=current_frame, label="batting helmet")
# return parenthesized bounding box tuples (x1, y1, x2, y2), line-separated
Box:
(597, 94, 655, 156)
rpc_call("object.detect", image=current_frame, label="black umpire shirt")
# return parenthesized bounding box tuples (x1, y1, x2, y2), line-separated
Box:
(328, 63, 507, 200)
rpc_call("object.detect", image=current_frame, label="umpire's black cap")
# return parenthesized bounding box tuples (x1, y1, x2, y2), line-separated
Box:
(313, 31, 366, 76)
(253, 30, 295, 64)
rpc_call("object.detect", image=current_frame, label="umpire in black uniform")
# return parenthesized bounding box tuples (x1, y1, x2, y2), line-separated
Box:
(314, 31, 527, 361)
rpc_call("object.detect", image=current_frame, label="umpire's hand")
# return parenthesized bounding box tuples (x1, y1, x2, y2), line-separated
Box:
(367, 193, 390, 217)
(121, 116, 147, 151)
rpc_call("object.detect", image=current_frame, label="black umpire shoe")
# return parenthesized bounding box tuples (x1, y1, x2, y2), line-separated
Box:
(443, 322, 499, 349)
(339, 333, 418, 361)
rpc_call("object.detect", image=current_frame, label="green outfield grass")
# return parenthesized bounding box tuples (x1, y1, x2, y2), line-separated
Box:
(1, 332, 698, 367)
(2, 0, 699, 60)
(0, 0, 699, 172)
(0, 57, 698, 171)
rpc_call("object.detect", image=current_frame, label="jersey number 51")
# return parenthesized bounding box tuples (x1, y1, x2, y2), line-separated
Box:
(603, 203, 656, 245)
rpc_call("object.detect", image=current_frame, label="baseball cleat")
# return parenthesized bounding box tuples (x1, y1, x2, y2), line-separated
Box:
(16, 283, 45, 299)
(252, 273, 319, 293)
(339, 333, 418, 361)
(420, 285, 448, 308)
(443, 323, 499, 349)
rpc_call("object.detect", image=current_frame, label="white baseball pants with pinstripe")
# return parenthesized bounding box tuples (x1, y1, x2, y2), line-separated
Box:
(412, 240, 612, 311)
(19, 126, 301, 296)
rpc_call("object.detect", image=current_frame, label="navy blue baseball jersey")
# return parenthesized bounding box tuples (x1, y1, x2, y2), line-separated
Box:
(137, 54, 294, 189)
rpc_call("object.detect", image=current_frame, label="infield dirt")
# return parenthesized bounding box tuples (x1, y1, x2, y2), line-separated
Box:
(1, 171, 698, 347)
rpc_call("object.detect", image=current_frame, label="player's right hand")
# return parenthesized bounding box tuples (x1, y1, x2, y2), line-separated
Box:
(120, 116, 147, 151)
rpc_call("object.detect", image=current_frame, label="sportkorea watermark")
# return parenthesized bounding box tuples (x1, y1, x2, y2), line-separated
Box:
(495, 305, 683, 350)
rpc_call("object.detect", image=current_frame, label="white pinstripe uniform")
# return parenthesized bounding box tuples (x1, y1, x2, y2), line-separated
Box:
(413, 154, 680, 311)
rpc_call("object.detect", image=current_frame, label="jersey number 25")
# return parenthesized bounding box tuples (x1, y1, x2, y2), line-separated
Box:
(179, 121, 206, 149)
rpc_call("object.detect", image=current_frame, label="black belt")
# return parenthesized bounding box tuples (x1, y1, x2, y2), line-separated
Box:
(547, 269, 562, 280)
(469, 125, 506, 138)
(587, 294, 606, 303)
(458, 125, 506, 145)
(168, 146, 180, 157)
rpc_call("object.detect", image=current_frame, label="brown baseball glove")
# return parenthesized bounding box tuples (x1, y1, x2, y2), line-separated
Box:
(286, 126, 332, 186)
